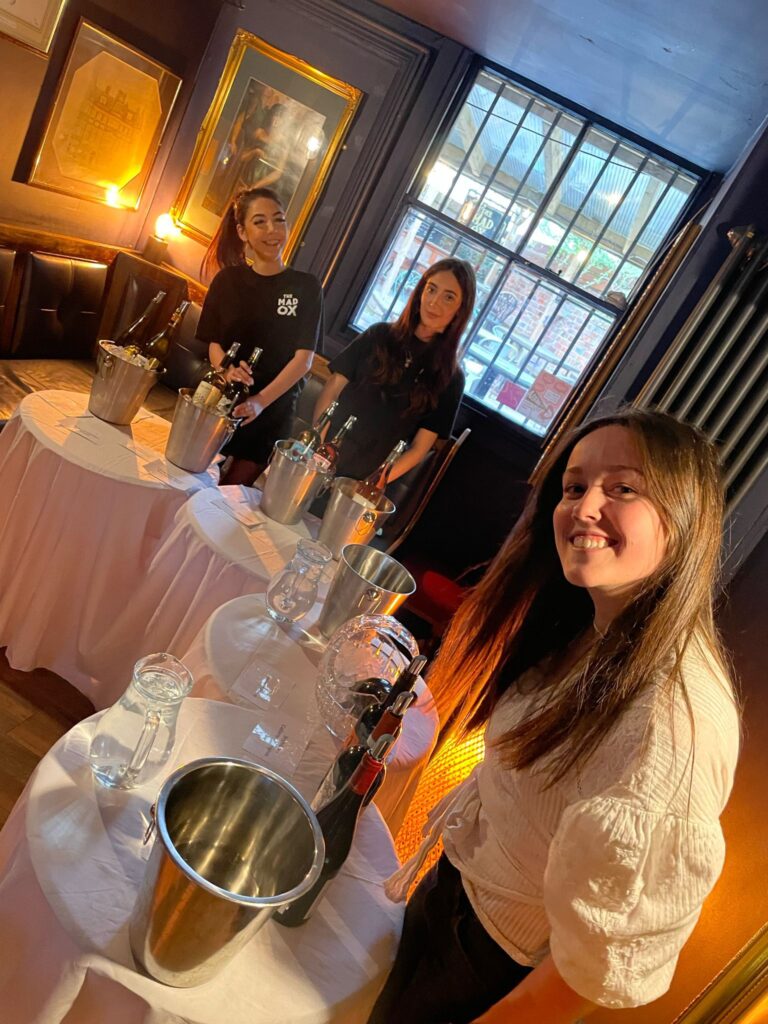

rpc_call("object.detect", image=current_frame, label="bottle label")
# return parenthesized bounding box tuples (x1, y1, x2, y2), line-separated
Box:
(289, 441, 312, 460)
(311, 453, 331, 472)
(193, 381, 223, 407)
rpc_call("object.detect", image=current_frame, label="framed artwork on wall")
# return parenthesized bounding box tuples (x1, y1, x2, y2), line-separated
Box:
(173, 29, 362, 260)
(27, 19, 181, 208)
(0, 0, 68, 56)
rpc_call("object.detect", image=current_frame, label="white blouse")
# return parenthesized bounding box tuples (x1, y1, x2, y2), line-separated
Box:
(386, 636, 739, 1009)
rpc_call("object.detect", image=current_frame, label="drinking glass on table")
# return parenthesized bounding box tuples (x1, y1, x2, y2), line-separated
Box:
(266, 538, 332, 624)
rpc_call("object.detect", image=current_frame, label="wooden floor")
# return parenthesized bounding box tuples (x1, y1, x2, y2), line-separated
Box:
(0, 648, 94, 827)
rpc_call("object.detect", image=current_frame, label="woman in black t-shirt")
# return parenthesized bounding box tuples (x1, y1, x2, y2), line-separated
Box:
(314, 258, 476, 483)
(197, 187, 323, 485)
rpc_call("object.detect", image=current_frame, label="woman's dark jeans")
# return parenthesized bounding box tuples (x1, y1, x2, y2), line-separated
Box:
(367, 855, 531, 1024)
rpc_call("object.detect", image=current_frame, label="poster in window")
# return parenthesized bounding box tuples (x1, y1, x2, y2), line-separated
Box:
(515, 371, 572, 427)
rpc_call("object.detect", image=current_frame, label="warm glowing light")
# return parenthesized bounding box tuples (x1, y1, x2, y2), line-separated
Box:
(306, 135, 321, 156)
(154, 212, 180, 241)
(105, 185, 122, 207)
(574, 248, 590, 264)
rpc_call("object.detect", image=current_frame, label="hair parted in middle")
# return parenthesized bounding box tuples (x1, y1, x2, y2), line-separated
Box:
(201, 186, 285, 281)
(427, 407, 734, 784)
(370, 257, 476, 417)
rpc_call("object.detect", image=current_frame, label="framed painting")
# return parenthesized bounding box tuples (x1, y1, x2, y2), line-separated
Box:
(173, 30, 361, 259)
(0, 0, 67, 55)
(27, 19, 181, 208)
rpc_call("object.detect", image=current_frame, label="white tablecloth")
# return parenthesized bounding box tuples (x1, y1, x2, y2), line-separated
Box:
(0, 390, 218, 703)
(82, 487, 319, 707)
(180, 594, 439, 836)
(0, 698, 403, 1024)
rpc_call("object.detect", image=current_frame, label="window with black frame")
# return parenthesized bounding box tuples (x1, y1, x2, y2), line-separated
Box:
(351, 68, 701, 437)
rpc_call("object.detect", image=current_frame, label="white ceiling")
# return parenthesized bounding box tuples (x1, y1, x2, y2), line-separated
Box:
(375, 0, 768, 171)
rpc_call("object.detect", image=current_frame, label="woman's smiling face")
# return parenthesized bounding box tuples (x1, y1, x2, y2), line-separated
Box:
(553, 425, 667, 606)
(236, 196, 288, 263)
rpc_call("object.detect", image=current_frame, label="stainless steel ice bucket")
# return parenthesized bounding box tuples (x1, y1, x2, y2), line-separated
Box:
(316, 543, 416, 639)
(165, 389, 236, 473)
(88, 341, 164, 425)
(260, 439, 333, 525)
(317, 478, 396, 560)
(129, 757, 324, 987)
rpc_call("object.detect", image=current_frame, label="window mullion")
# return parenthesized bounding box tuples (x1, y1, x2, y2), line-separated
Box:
(461, 94, 538, 229)
(541, 136, 623, 273)
(601, 172, 679, 293)
(437, 80, 505, 217)
(571, 153, 652, 289)
(497, 109, 566, 233)
(514, 120, 591, 255)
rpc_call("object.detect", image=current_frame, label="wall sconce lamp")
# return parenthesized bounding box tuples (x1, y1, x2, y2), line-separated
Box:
(141, 213, 181, 264)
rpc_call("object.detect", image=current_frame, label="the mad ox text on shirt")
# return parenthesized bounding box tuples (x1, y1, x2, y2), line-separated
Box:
(277, 293, 299, 317)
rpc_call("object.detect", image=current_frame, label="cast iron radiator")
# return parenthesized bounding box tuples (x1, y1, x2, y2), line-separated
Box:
(638, 227, 768, 513)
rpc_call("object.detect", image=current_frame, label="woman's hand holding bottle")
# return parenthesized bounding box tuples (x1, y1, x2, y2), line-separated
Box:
(224, 360, 255, 386)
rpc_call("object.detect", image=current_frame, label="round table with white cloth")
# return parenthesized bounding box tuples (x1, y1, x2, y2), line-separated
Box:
(180, 593, 440, 836)
(0, 390, 218, 702)
(0, 697, 403, 1024)
(82, 486, 320, 707)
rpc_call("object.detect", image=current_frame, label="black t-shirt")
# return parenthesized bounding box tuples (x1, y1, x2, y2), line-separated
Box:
(196, 264, 324, 404)
(327, 322, 465, 480)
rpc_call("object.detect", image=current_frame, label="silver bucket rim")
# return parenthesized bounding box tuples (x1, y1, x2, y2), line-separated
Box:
(97, 339, 166, 379)
(272, 438, 335, 481)
(330, 476, 396, 516)
(176, 387, 235, 422)
(339, 543, 417, 596)
(154, 756, 325, 908)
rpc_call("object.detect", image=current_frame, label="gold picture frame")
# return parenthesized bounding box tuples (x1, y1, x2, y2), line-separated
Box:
(173, 30, 361, 260)
(670, 923, 768, 1024)
(0, 0, 68, 56)
(28, 19, 181, 209)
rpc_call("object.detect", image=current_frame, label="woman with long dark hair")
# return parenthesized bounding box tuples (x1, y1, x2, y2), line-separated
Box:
(312, 258, 476, 483)
(197, 187, 323, 485)
(369, 409, 739, 1024)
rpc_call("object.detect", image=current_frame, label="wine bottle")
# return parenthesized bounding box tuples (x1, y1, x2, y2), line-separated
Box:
(115, 290, 166, 353)
(192, 343, 241, 407)
(355, 440, 407, 505)
(356, 654, 426, 744)
(216, 347, 263, 414)
(312, 415, 357, 472)
(274, 737, 388, 928)
(143, 300, 190, 369)
(313, 691, 415, 812)
(290, 401, 339, 458)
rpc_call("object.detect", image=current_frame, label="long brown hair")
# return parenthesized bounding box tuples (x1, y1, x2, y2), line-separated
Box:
(372, 258, 476, 416)
(201, 187, 285, 281)
(428, 408, 733, 783)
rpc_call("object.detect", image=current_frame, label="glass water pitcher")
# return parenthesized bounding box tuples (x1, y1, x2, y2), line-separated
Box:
(266, 538, 332, 623)
(89, 652, 193, 789)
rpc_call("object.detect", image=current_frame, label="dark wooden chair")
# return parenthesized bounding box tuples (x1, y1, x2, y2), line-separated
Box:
(377, 427, 472, 556)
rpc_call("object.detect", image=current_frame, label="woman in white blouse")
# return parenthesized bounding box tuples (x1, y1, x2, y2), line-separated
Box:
(370, 409, 739, 1024)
